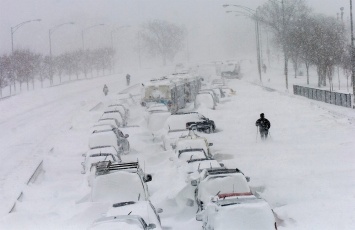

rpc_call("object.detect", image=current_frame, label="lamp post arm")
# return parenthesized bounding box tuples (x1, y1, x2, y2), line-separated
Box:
(49, 22, 75, 36)
(11, 19, 41, 34)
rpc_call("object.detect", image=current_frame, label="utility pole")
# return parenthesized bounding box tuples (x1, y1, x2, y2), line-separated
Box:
(282, 0, 288, 90)
(351, 0, 355, 108)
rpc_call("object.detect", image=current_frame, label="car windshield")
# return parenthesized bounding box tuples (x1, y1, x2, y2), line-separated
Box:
(91, 171, 146, 203)
(176, 139, 208, 152)
(178, 150, 206, 161)
(213, 201, 275, 230)
(199, 174, 250, 204)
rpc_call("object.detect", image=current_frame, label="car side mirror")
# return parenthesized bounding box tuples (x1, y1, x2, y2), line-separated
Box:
(147, 223, 156, 229)
(157, 208, 163, 213)
(219, 163, 224, 167)
(246, 176, 250, 182)
(209, 143, 213, 146)
(144, 174, 152, 182)
(124, 134, 129, 138)
(196, 212, 204, 221)
(191, 180, 198, 186)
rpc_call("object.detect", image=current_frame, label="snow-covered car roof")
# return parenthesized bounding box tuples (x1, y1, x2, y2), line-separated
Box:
(97, 118, 120, 128)
(107, 105, 127, 117)
(176, 138, 209, 154)
(195, 93, 215, 109)
(198, 173, 250, 205)
(178, 149, 208, 161)
(147, 111, 171, 132)
(206, 197, 275, 230)
(106, 201, 161, 229)
(101, 111, 123, 124)
(91, 171, 147, 203)
(91, 124, 116, 133)
(89, 131, 119, 150)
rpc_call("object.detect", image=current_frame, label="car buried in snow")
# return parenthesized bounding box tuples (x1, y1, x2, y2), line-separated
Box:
(165, 112, 216, 134)
(91, 161, 152, 203)
(174, 131, 213, 158)
(108, 103, 130, 120)
(190, 168, 251, 213)
(89, 127, 130, 155)
(81, 147, 121, 174)
(196, 193, 277, 230)
(91, 200, 163, 230)
(101, 109, 127, 127)
(195, 92, 217, 110)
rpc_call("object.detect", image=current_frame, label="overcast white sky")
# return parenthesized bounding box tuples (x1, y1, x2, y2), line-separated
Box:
(0, 0, 351, 65)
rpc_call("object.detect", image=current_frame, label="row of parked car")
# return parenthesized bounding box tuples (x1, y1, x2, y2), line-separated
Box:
(79, 97, 164, 229)
(144, 77, 278, 230)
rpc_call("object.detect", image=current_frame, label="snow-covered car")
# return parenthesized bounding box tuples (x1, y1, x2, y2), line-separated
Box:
(91, 161, 152, 203)
(146, 111, 171, 135)
(220, 87, 236, 97)
(95, 118, 121, 129)
(96, 200, 163, 230)
(175, 134, 213, 157)
(196, 193, 277, 230)
(81, 148, 121, 174)
(164, 112, 216, 133)
(195, 92, 216, 110)
(191, 168, 251, 212)
(89, 129, 130, 155)
(101, 110, 126, 127)
(162, 129, 190, 150)
(89, 215, 157, 230)
(81, 147, 121, 186)
(210, 87, 225, 99)
(108, 104, 129, 120)
(199, 89, 219, 103)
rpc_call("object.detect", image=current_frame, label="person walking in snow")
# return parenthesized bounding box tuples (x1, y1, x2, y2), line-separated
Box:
(262, 64, 267, 73)
(255, 113, 271, 140)
(103, 84, 109, 96)
(126, 74, 131, 86)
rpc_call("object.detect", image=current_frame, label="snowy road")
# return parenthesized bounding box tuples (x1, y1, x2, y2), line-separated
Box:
(0, 68, 354, 229)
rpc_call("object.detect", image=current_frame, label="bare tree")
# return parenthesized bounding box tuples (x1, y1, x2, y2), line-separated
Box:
(139, 19, 185, 66)
(258, 0, 310, 89)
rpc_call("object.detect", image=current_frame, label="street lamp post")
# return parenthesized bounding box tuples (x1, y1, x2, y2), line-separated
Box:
(224, 4, 262, 83)
(82, 24, 105, 50)
(48, 22, 75, 85)
(11, 19, 41, 52)
(49, 22, 75, 56)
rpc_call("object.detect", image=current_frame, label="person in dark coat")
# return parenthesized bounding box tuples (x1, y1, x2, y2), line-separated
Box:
(255, 113, 271, 140)
(103, 84, 108, 96)
(126, 74, 131, 86)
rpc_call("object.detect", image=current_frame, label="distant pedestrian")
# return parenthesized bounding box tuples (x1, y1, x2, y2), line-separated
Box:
(262, 64, 267, 73)
(255, 113, 271, 140)
(126, 74, 131, 86)
(103, 84, 108, 96)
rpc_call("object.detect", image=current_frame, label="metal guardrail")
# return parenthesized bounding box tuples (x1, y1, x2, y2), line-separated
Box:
(293, 85, 352, 108)
(9, 160, 44, 213)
